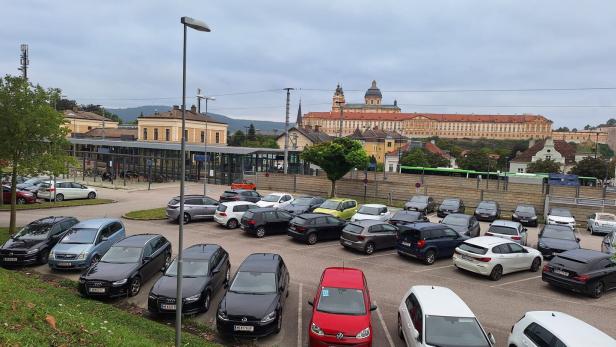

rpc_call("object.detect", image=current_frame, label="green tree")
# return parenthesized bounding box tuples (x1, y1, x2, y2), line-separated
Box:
(301, 137, 369, 197)
(0, 75, 74, 232)
(247, 124, 257, 141)
(526, 159, 562, 173)
(583, 124, 592, 130)
(607, 118, 616, 126)
(569, 157, 614, 180)
(554, 127, 570, 132)
(457, 150, 496, 172)
(400, 148, 449, 168)
(81, 104, 123, 124)
(228, 130, 246, 146)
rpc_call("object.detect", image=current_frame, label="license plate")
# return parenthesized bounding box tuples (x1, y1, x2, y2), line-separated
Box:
(234, 325, 254, 332)
(58, 262, 72, 267)
(161, 304, 176, 310)
(401, 242, 411, 247)
(343, 240, 352, 246)
(520, 219, 527, 222)
(3, 257, 17, 262)
(88, 287, 106, 293)
(554, 269, 569, 276)
(461, 254, 473, 261)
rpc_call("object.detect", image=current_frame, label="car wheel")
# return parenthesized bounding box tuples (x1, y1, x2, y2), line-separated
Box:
(55, 194, 64, 202)
(530, 257, 541, 272)
(256, 227, 266, 238)
(424, 250, 436, 265)
(16, 197, 26, 205)
(591, 281, 605, 298)
(202, 291, 212, 312)
(87, 192, 96, 199)
(38, 249, 50, 264)
(398, 315, 404, 340)
(489, 265, 503, 281)
(306, 232, 318, 245)
(90, 254, 100, 267)
(365, 242, 375, 255)
(183, 213, 191, 224)
(129, 277, 141, 297)
(226, 219, 238, 229)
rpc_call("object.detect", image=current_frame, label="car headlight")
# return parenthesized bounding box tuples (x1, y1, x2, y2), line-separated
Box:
(49, 250, 55, 258)
(79, 278, 86, 284)
(356, 327, 371, 339)
(26, 248, 39, 255)
(76, 252, 88, 260)
(538, 242, 547, 248)
(148, 293, 158, 300)
(217, 310, 229, 321)
(112, 278, 128, 287)
(512, 213, 519, 219)
(185, 294, 201, 303)
(530, 216, 537, 220)
(261, 310, 277, 324)
(311, 322, 324, 336)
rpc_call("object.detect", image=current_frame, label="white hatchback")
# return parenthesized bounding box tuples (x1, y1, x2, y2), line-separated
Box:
(214, 201, 257, 229)
(453, 236, 542, 281)
(255, 192, 293, 208)
(351, 204, 392, 222)
(38, 181, 97, 201)
(397, 285, 495, 347)
(508, 311, 616, 347)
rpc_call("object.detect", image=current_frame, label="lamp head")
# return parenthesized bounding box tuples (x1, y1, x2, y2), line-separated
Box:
(181, 17, 211, 32)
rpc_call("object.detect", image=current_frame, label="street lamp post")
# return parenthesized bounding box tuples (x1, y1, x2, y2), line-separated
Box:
(197, 91, 215, 196)
(177, 16, 210, 347)
(336, 101, 344, 137)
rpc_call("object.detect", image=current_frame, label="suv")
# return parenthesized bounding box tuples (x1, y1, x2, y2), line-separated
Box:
(508, 311, 616, 347)
(287, 213, 346, 245)
(437, 198, 465, 218)
(38, 181, 97, 201)
(165, 195, 219, 224)
(404, 195, 436, 213)
(219, 189, 262, 203)
(398, 286, 495, 347)
(485, 220, 527, 245)
(396, 223, 468, 265)
(512, 204, 538, 227)
(313, 198, 359, 220)
(240, 208, 294, 238)
(340, 220, 399, 255)
(214, 201, 257, 229)
(474, 200, 500, 222)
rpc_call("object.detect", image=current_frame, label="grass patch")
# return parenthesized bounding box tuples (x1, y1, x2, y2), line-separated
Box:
(0, 269, 218, 346)
(123, 207, 167, 220)
(0, 227, 9, 244)
(0, 199, 114, 210)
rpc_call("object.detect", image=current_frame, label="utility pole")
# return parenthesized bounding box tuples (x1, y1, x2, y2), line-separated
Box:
(197, 89, 215, 196)
(283, 88, 294, 174)
(336, 101, 345, 137)
(18, 44, 29, 79)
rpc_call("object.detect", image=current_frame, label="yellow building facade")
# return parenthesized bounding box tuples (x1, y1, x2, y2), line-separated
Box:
(349, 128, 407, 163)
(63, 109, 118, 135)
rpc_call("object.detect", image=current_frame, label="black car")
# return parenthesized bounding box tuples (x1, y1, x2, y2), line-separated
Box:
(537, 225, 581, 259)
(388, 210, 429, 227)
(219, 189, 262, 203)
(512, 204, 538, 227)
(474, 200, 501, 222)
(404, 195, 436, 213)
(216, 253, 289, 338)
(543, 249, 616, 298)
(148, 244, 230, 315)
(287, 213, 346, 245)
(396, 223, 469, 265)
(281, 196, 325, 215)
(0, 216, 79, 266)
(437, 198, 465, 218)
(440, 213, 481, 237)
(240, 208, 294, 238)
(79, 234, 171, 298)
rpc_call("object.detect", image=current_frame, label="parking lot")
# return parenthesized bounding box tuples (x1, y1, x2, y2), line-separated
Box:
(2, 182, 615, 347)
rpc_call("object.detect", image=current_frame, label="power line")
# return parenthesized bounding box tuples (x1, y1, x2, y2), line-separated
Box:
(398, 103, 616, 108)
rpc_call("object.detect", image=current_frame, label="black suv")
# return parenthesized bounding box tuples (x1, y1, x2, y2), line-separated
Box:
(219, 189, 262, 203)
(240, 208, 294, 238)
(474, 200, 501, 222)
(0, 216, 79, 266)
(287, 213, 346, 245)
(437, 198, 465, 218)
(396, 223, 469, 265)
(388, 210, 429, 227)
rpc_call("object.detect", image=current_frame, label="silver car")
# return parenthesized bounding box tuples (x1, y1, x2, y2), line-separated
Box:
(165, 195, 219, 224)
(587, 213, 616, 235)
(340, 220, 399, 255)
(485, 220, 527, 245)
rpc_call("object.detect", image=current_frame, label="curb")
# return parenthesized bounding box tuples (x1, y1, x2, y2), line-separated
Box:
(0, 199, 117, 211)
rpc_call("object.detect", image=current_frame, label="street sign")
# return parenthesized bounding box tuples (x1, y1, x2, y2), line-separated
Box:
(415, 182, 421, 188)
(195, 154, 208, 162)
(363, 178, 368, 184)
(146, 159, 153, 168)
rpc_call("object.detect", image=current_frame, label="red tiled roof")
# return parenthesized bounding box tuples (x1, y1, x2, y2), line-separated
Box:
(304, 111, 551, 123)
(511, 139, 576, 164)
(424, 142, 452, 159)
(140, 106, 225, 124)
(63, 110, 111, 122)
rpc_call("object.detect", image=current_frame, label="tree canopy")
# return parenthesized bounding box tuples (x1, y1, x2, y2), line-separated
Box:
(301, 137, 369, 197)
(247, 124, 257, 141)
(569, 157, 614, 180)
(400, 148, 449, 168)
(526, 159, 561, 173)
(457, 149, 497, 172)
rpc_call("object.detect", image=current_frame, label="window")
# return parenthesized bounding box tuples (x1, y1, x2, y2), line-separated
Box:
(234, 204, 249, 212)
(264, 211, 277, 222)
(315, 216, 328, 225)
(382, 224, 397, 232)
(143, 241, 155, 258)
(184, 129, 188, 141)
(523, 323, 563, 347)
(507, 243, 525, 253)
(154, 237, 167, 252)
(215, 132, 220, 143)
(109, 222, 123, 234)
(201, 131, 205, 143)
(186, 198, 204, 205)
(405, 293, 423, 341)
(517, 168, 525, 173)
(99, 225, 113, 239)
(326, 216, 340, 224)
(369, 224, 384, 233)
(442, 228, 459, 238)
(143, 128, 148, 140)
(70, 182, 83, 188)
(204, 197, 218, 205)
(154, 128, 159, 140)
(165, 129, 170, 141)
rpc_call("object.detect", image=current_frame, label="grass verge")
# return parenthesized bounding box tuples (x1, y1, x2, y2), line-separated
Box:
(123, 207, 167, 220)
(0, 227, 9, 244)
(0, 199, 114, 210)
(0, 269, 218, 346)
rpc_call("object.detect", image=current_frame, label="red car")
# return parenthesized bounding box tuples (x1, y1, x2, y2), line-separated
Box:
(230, 180, 256, 190)
(2, 185, 36, 204)
(308, 267, 376, 347)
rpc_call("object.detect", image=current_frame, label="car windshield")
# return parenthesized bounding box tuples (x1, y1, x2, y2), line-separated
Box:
(229, 271, 277, 294)
(317, 287, 366, 315)
(343, 223, 364, 234)
(410, 196, 428, 203)
(542, 227, 576, 240)
(442, 200, 459, 208)
(14, 223, 53, 240)
(425, 315, 490, 347)
(477, 202, 496, 211)
(488, 225, 518, 236)
(291, 197, 313, 206)
(101, 246, 142, 264)
(443, 215, 469, 227)
(262, 194, 281, 202)
(320, 200, 341, 210)
(598, 214, 616, 221)
(60, 228, 98, 244)
(358, 206, 381, 215)
(459, 242, 488, 255)
(165, 258, 209, 277)
(551, 209, 572, 218)
(516, 205, 535, 213)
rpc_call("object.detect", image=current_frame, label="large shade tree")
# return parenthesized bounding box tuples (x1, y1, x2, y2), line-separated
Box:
(301, 137, 369, 197)
(0, 75, 73, 232)
(569, 157, 614, 181)
(457, 149, 497, 172)
(526, 159, 562, 173)
(400, 148, 449, 168)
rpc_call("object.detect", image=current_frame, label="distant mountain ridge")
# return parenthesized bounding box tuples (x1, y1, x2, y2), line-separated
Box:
(107, 105, 287, 133)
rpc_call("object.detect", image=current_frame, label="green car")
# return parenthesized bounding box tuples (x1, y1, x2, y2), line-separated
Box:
(313, 198, 359, 220)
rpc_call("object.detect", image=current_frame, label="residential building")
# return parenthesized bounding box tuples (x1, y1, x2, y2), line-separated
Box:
(275, 127, 332, 151)
(509, 138, 577, 173)
(63, 108, 118, 135)
(384, 140, 455, 172)
(348, 127, 407, 164)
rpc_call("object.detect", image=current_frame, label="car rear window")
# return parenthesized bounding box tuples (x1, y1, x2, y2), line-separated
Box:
(217, 204, 227, 212)
(488, 225, 517, 235)
(243, 211, 255, 219)
(391, 211, 422, 223)
(598, 214, 616, 221)
(222, 191, 238, 196)
(291, 216, 310, 225)
(459, 242, 488, 255)
(343, 223, 363, 234)
(398, 227, 422, 240)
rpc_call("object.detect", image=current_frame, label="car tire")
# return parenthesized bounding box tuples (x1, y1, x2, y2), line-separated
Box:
(55, 194, 64, 202)
(398, 315, 404, 340)
(590, 281, 605, 298)
(16, 197, 26, 205)
(489, 265, 503, 281)
(129, 277, 141, 297)
(163, 252, 171, 270)
(202, 291, 212, 312)
(530, 257, 541, 272)
(183, 213, 191, 224)
(87, 192, 96, 199)
(424, 250, 436, 265)
(306, 232, 318, 245)
(256, 227, 266, 238)
(365, 242, 375, 255)
(90, 254, 100, 267)
(38, 249, 50, 264)
(226, 219, 238, 229)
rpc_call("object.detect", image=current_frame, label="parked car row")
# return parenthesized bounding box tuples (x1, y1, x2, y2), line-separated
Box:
(2, 175, 98, 204)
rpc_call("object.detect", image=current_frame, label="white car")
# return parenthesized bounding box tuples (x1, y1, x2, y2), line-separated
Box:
(587, 212, 616, 235)
(214, 201, 257, 229)
(507, 311, 616, 347)
(255, 192, 293, 208)
(397, 285, 495, 347)
(37, 181, 97, 201)
(351, 204, 392, 222)
(453, 236, 542, 281)
(485, 220, 528, 245)
(546, 207, 576, 229)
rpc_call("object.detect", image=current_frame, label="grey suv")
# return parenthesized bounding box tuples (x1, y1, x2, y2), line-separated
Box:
(166, 195, 219, 224)
(340, 220, 399, 255)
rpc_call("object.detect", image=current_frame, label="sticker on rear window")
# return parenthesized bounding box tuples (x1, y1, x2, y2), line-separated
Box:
(321, 289, 329, 297)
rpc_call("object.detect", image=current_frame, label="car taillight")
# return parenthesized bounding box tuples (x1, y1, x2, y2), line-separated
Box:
(542, 264, 551, 272)
(247, 219, 256, 225)
(417, 240, 426, 249)
(357, 235, 365, 241)
(485, 232, 493, 236)
(218, 212, 227, 217)
(476, 257, 491, 262)
(47, 188, 55, 192)
(573, 274, 590, 283)
(296, 226, 306, 232)
(511, 236, 521, 240)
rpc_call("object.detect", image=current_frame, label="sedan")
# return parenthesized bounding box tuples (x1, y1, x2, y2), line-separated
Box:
(437, 198, 465, 218)
(219, 189, 262, 203)
(2, 185, 36, 204)
(587, 212, 616, 235)
(148, 244, 230, 315)
(280, 196, 325, 215)
(79, 234, 171, 298)
(166, 195, 219, 224)
(340, 220, 399, 255)
(388, 210, 429, 227)
(441, 213, 481, 237)
(453, 236, 542, 281)
(351, 204, 391, 222)
(287, 213, 346, 245)
(537, 224, 581, 259)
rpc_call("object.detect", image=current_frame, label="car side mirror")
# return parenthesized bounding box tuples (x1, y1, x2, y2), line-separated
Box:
(488, 332, 496, 345)
(522, 228, 527, 232)
(308, 299, 314, 306)
(370, 304, 377, 311)
(523, 248, 529, 253)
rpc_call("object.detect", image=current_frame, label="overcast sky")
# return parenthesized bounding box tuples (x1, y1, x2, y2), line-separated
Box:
(1, 1, 615, 128)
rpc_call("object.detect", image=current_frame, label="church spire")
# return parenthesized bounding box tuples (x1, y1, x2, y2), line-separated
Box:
(296, 99, 303, 127)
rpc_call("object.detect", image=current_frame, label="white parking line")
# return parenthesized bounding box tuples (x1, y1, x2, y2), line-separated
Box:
(414, 264, 455, 272)
(374, 300, 395, 347)
(489, 275, 542, 288)
(298, 282, 303, 347)
(347, 251, 397, 261)
(291, 243, 340, 251)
